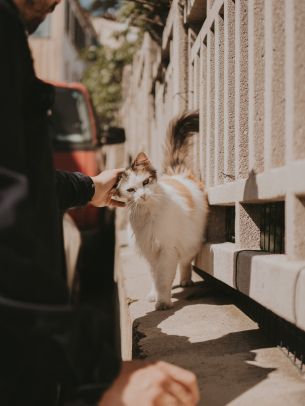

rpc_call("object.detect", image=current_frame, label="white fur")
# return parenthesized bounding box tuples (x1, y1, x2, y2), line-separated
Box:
(122, 172, 207, 310)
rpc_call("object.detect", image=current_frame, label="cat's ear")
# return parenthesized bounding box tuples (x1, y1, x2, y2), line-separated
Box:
(132, 152, 151, 169)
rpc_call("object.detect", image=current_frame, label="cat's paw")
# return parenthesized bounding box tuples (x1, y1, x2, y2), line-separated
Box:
(155, 301, 173, 311)
(180, 279, 194, 287)
(147, 290, 156, 302)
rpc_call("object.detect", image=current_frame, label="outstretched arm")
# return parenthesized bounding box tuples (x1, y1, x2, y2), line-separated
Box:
(55, 168, 125, 210)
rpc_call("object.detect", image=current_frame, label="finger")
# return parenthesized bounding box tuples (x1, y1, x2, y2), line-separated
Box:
(157, 362, 200, 404)
(109, 198, 126, 208)
(111, 168, 125, 178)
(108, 175, 122, 189)
(104, 169, 125, 189)
(115, 168, 126, 173)
(163, 380, 194, 405)
(155, 391, 181, 406)
(112, 170, 125, 188)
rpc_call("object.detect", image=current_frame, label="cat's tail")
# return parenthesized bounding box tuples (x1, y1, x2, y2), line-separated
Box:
(163, 110, 199, 174)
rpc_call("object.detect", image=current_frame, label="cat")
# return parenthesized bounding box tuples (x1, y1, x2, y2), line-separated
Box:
(115, 111, 208, 310)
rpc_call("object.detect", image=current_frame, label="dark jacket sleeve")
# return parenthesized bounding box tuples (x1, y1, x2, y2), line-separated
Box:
(55, 170, 95, 211)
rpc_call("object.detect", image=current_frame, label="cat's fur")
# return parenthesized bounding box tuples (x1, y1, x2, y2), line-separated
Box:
(115, 111, 208, 310)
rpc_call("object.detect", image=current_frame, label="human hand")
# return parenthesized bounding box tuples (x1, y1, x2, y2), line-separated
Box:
(98, 360, 200, 406)
(90, 168, 125, 208)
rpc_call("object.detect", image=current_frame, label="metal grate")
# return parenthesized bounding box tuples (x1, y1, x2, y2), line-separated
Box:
(260, 202, 285, 254)
(226, 206, 235, 243)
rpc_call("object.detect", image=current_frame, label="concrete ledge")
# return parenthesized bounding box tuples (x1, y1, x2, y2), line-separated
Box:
(207, 161, 305, 205)
(195, 243, 305, 330)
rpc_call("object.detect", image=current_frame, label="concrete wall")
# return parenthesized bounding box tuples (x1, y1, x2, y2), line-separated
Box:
(120, 0, 305, 332)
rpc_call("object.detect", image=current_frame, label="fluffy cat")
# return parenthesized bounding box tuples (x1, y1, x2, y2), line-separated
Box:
(115, 111, 208, 310)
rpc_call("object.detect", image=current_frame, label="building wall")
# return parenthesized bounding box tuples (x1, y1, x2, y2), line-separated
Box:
(29, 4, 66, 81)
(121, 0, 305, 332)
(29, 0, 96, 82)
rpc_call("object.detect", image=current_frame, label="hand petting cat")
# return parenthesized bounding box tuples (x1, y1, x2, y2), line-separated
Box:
(90, 168, 126, 208)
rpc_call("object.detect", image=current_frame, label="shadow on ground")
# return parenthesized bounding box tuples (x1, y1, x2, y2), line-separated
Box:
(132, 282, 276, 406)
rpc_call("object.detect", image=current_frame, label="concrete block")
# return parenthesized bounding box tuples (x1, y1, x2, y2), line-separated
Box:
(196, 243, 305, 330)
(236, 252, 305, 325)
(195, 242, 239, 287)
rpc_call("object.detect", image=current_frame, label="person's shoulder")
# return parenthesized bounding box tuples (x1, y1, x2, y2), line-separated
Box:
(0, 0, 25, 44)
(0, 0, 21, 27)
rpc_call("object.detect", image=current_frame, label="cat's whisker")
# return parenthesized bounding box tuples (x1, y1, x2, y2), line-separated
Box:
(127, 200, 138, 210)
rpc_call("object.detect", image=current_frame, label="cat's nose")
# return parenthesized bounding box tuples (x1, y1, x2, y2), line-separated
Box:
(141, 195, 147, 201)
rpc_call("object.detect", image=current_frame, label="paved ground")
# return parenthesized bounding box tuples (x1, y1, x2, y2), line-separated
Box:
(116, 225, 305, 406)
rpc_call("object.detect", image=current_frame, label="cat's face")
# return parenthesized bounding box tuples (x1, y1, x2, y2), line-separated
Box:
(115, 152, 157, 205)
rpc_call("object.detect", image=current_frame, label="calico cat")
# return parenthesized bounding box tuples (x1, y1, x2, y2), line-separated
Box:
(115, 111, 208, 310)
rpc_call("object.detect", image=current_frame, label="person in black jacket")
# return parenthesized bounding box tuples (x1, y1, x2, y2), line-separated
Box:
(0, 0, 200, 405)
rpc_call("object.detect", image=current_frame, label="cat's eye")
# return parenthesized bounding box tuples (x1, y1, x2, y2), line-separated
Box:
(143, 178, 150, 186)
(127, 188, 136, 193)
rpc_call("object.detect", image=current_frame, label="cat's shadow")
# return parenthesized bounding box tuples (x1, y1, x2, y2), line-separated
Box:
(171, 280, 218, 302)
(132, 281, 276, 406)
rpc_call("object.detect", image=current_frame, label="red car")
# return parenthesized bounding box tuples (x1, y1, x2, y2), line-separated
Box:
(48, 81, 100, 230)
(48, 80, 125, 230)
(48, 81, 126, 295)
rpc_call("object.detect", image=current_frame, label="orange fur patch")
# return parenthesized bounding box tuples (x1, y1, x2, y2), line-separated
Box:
(186, 172, 205, 191)
(162, 178, 195, 210)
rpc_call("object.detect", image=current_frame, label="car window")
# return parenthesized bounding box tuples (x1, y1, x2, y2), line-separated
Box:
(49, 87, 93, 145)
